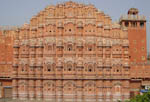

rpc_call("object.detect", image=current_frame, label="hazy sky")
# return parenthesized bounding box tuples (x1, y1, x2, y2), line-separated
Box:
(0, 0, 150, 52)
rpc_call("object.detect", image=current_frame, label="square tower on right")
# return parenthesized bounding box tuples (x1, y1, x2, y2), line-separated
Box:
(120, 8, 147, 63)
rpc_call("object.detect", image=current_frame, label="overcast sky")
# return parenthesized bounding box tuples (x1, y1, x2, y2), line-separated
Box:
(0, 0, 149, 52)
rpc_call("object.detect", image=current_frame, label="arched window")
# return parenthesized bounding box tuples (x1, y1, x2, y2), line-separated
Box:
(48, 45, 52, 51)
(47, 65, 53, 72)
(88, 65, 93, 72)
(67, 44, 73, 51)
(88, 45, 92, 51)
(115, 85, 121, 94)
(21, 65, 27, 72)
(44, 82, 55, 92)
(64, 81, 75, 92)
(67, 64, 72, 71)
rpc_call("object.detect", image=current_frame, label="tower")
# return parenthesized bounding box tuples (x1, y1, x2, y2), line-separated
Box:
(120, 8, 147, 63)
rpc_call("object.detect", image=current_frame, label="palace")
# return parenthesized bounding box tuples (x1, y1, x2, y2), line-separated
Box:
(0, 1, 150, 102)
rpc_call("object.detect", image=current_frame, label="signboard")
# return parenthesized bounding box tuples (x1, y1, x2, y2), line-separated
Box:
(145, 86, 150, 90)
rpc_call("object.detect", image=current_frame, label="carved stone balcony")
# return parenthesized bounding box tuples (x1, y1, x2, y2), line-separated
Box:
(12, 63, 19, 67)
(13, 40, 20, 48)
(36, 44, 43, 48)
(124, 51, 129, 54)
(76, 61, 83, 67)
(36, 58, 43, 67)
(44, 58, 54, 65)
(44, 51, 56, 55)
(56, 42, 63, 47)
(29, 59, 36, 67)
(20, 40, 29, 46)
(56, 63, 63, 67)
(120, 15, 146, 22)
(29, 39, 36, 48)
(112, 51, 122, 55)
(64, 51, 76, 55)
(38, 24, 44, 28)
(29, 51, 36, 55)
(123, 62, 130, 68)
(36, 39, 43, 48)
(20, 51, 29, 55)
(76, 42, 83, 47)
(122, 41, 129, 47)
(77, 22, 83, 28)
(19, 58, 28, 65)
(97, 62, 103, 68)
(31, 26, 37, 31)
(104, 43, 111, 47)
(104, 60, 111, 68)
(36, 51, 43, 55)
(57, 22, 64, 28)
(84, 51, 96, 55)
(13, 50, 19, 55)
(97, 23, 103, 28)
(104, 25, 110, 30)
(44, 37, 56, 45)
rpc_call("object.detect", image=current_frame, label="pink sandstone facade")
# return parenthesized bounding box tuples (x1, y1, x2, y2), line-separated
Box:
(0, 1, 149, 102)
(12, 2, 130, 101)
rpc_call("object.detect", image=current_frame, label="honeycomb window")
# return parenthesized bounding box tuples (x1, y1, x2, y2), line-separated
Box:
(67, 45, 73, 51)
(131, 22, 137, 27)
(134, 48, 137, 52)
(69, 29, 72, 32)
(142, 47, 145, 51)
(134, 59, 136, 62)
(47, 65, 51, 72)
(67, 64, 72, 71)
(141, 56, 145, 60)
(133, 40, 136, 44)
(88, 65, 93, 72)
(140, 22, 144, 28)
(48, 46, 52, 51)
(125, 22, 129, 27)
(88, 46, 92, 51)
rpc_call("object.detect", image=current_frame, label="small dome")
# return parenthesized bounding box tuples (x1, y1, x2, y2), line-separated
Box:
(128, 8, 139, 15)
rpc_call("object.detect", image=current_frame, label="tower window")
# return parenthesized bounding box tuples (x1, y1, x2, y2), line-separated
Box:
(88, 69, 92, 72)
(88, 46, 92, 51)
(48, 46, 52, 51)
(131, 22, 137, 27)
(47, 65, 51, 72)
(142, 56, 145, 60)
(67, 45, 73, 51)
(125, 22, 129, 27)
(67, 64, 72, 71)
(69, 29, 72, 32)
(140, 22, 144, 28)
(48, 68, 51, 72)
(133, 40, 137, 44)
(142, 47, 145, 51)
(68, 68, 71, 71)
(134, 48, 137, 52)
(88, 65, 93, 72)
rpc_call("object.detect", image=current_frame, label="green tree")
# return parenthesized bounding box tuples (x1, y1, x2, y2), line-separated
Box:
(126, 91, 150, 102)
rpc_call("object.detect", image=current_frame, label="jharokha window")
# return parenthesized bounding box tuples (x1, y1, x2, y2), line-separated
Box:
(47, 65, 53, 72)
(88, 46, 92, 51)
(48, 45, 52, 51)
(21, 66, 25, 72)
(88, 65, 93, 72)
(67, 64, 72, 71)
(67, 44, 73, 51)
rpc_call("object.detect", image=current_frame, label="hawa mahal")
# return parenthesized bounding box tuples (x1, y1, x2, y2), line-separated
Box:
(0, 1, 149, 102)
